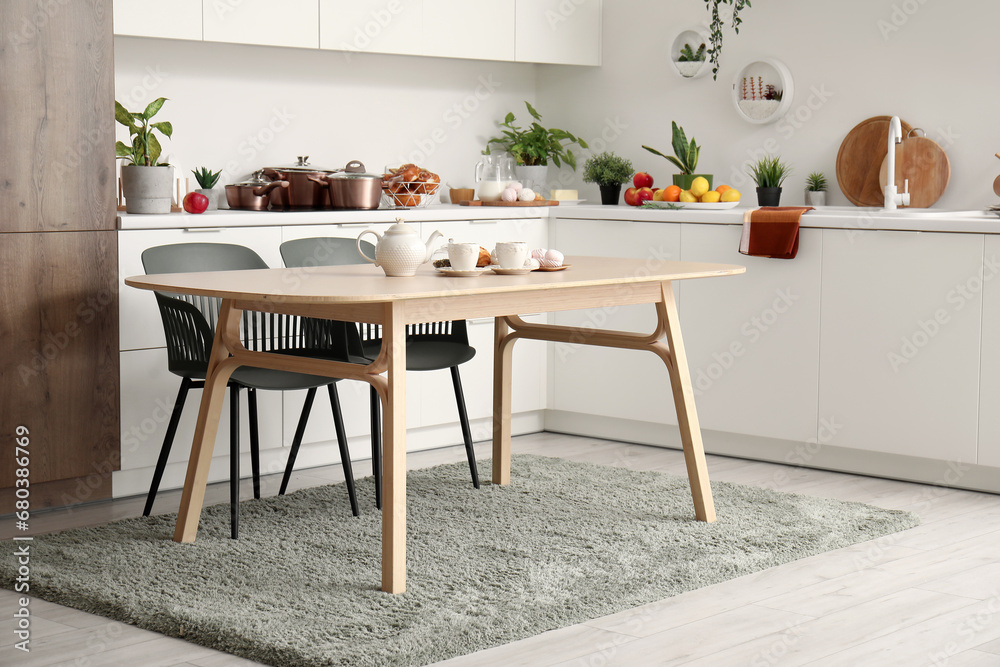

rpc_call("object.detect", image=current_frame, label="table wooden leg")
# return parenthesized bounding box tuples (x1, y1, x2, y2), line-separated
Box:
(660, 282, 716, 523)
(380, 302, 407, 594)
(173, 301, 242, 543)
(492, 316, 513, 486)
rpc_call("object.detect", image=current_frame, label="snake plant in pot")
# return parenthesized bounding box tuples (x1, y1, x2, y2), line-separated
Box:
(747, 155, 792, 206)
(115, 97, 174, 214)
(642, 121, 712, 191)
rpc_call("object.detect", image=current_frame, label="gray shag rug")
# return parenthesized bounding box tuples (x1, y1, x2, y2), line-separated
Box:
(2, 454, 919, 666)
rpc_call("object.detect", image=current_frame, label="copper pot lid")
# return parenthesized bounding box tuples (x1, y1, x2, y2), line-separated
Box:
(265, 156, 336, 174)
(329, 160, 381, 180)
(232, 170, 271, 186)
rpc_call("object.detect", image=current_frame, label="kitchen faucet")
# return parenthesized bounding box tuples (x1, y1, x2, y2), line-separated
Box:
(884, 116, 911, 210)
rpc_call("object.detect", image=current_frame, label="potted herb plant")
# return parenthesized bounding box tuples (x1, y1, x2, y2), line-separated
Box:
(115, 97, 174, 214)
(747, 156, 792, 206)
(675, 42, 707, 78)
(642, 121, 712, 191)
(487, 101, 588, 196)
(193, 167, 223, 211)
(583, 152, 635, 205)
(805, 171, 827, 206)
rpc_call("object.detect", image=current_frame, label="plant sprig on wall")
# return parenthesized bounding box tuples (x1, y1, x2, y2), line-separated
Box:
(705, 0, 752, 80)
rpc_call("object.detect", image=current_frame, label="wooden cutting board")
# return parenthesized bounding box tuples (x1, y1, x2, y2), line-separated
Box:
(877, 136, 950, 208)
(459, 200, 560, 206)
(836, 116, 913, 207)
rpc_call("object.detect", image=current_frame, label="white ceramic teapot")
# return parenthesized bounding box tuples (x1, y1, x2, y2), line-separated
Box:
(357, 218, 443, 277)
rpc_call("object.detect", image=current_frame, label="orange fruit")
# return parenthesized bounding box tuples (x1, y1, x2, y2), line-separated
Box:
(663, 185, 682, 202)
(716, 184, 731, 194)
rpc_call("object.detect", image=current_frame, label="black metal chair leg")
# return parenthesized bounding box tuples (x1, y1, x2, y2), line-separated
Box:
(248, 388, 261, 500)
(328, 384, 359, 517)
(143, 377, 193, 516)
(280, 387, 317, 496)
(450, 366, 480, 489)
(370, 384, 382, 510)
(230, 384, 240, 540)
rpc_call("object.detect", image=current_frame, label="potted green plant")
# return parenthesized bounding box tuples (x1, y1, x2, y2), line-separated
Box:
(115, 97, 174, 214)
(487, 101, 588, 196)
(642, 121, 712, 191)
(193, 167, 223, 211)
(675, 42, 707, 78)
(805, 171, 827, 207)
(583, 152, 635, 205)
(747, 156, 792, 206)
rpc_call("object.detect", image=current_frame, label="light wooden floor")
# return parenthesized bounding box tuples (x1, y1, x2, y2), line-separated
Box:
(4, 432, 1000, 666)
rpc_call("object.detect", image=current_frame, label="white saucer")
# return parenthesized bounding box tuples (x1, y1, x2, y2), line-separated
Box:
(435, 267, 489, 277)
(490, 265, 533, 275)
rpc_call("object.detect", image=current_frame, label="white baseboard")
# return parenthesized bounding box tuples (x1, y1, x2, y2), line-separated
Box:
(544, 410, 1000, 495)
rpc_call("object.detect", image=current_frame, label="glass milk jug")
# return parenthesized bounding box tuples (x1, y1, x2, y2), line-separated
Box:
(475, 153, 516, 202)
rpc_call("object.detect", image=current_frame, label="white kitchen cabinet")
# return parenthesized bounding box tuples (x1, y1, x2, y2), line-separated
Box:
(550, 218, 681, 424)
(119, 226, 284, 351)
(515, 0, 602, 66)
(114, 0, 203, 40)
(678, 224, 822, 443)
(818, 229, 983, 461)
(204, 0, 320, 49)
(422, 0, 515, 61)
(319, 0, 423, 57)
(978, 236, 1000, 467)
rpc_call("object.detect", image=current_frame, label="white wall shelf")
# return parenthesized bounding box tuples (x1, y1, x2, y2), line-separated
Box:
(670, 28, 710, 80)
(732, 59, 793, 124)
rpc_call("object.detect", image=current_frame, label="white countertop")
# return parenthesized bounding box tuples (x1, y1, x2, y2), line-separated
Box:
(118, 203, 1000, 234)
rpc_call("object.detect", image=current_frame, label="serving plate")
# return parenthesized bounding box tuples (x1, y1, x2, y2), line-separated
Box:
(642, 201, 740, 210)
(557, 199, 585, 206)
(435, 267, 489, 277)
(535, 264, 571, 272)
(490, 266, 533, 275)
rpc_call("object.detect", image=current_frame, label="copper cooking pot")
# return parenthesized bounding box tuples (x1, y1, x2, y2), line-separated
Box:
(225, 172, 289, 211)
(313, 160, 383, 210)
(262, 156, 336, 210)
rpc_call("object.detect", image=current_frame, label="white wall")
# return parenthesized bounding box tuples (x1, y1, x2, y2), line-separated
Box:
(537, 0, 1000, 209)
(114, 36, 537, 193)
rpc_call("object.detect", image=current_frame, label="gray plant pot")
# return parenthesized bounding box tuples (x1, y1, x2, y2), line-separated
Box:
(805, 190, 826, 207)
(121, 165, 173, 214)
(515, 165, 549, 198)
(196, 188, 220, 211)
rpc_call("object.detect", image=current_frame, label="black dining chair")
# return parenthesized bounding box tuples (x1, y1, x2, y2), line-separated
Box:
(141, 242, 367, 538)
(277, 236, 480, 510)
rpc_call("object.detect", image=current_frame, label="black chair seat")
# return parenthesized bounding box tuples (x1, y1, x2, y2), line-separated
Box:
(361, 340, 476, 371)
(172, 352, 370, 390)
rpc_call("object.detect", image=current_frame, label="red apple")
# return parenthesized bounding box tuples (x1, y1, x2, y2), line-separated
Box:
(624, 187, 639, 206)
(183, 191, 209, 214)
(633, 172, 653, 189)
(636, 187, 654, 204)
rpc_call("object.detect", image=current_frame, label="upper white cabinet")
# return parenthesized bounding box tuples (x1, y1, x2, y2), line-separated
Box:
(114, 0, 203, 40)
(818, 229, 983, 462)
(203, 0, 320, 49)
(319, 0, 423, 57)
(422, 0, 515, 61)
(515, 0, 601, 65)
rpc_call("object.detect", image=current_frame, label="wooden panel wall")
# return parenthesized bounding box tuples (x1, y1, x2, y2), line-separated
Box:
(0, 1, 115, 233)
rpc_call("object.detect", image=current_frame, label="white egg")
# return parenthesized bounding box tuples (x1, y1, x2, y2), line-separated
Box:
(518, 188, 536, 202)
(506, 181, 523, 193)
(500, 187, 518, 202)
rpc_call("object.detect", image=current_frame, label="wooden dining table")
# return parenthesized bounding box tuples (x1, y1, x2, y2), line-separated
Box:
(126, 255, 745, 594)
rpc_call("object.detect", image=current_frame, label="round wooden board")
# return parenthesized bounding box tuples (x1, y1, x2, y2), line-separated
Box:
(877, 136, 950, 209)
(836, 116, 913, 207)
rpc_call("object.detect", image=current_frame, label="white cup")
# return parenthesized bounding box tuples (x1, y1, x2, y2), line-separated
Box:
(448, 242, 480, 271)
(495, 241, 528, 269)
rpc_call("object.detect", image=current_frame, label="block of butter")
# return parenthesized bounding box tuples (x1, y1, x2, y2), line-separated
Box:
(551, 189, 578, 201)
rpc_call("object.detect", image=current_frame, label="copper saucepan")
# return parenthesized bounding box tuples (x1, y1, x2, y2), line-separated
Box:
(225, 173, 289, 211)
(262, 156, 336, 210)
(310, 160, 384, 210)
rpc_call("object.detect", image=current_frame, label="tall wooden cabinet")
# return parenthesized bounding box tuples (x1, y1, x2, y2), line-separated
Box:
(1, 1, 119, 511)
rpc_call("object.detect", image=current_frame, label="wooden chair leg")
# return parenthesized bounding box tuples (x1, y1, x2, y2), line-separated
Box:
(450, 366, 480, 489)
(370, 384, 382, 510)
(229, 384, 240, 540)
(248, 387, 261, 500)
(328, 384, 359, 516)
(143, 378, 193, 516)
(279, 387, 317, 496)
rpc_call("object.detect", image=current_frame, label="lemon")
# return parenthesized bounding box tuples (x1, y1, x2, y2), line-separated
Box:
(721, 188, 741, 202)
(690, 176, 710, 197)
(679, 190, 697, 203)
(700, 191, 721, 203)
(653, 189, 664, 201)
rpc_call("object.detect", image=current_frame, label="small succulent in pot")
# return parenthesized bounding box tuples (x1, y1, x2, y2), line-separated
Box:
(746, 156, 792, 206)
(192, 166, 223, 211)
(805, 171, 827, 206)
(583, 151, 635, 205)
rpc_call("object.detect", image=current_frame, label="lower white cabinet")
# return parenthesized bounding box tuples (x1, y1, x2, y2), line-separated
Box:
(818, 229, 984, 462)
(678, 224, 822, 443)
(977, 236, 1000, 467)
(550, 219, 681, 425)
